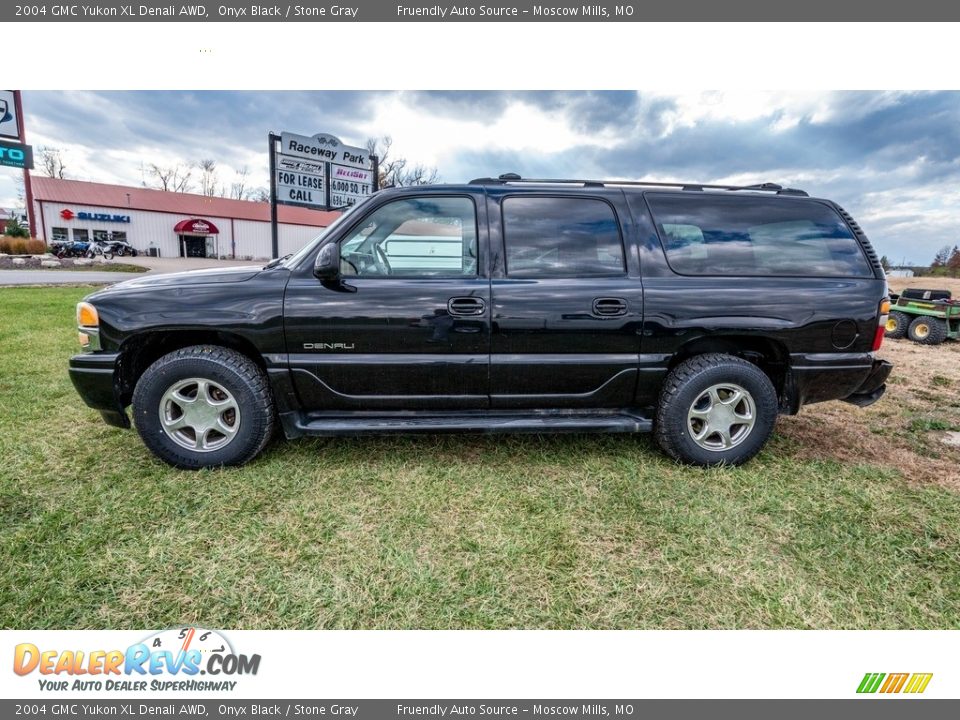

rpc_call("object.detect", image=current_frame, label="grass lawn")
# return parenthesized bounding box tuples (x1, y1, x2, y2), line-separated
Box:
(1, 285, 958, 630)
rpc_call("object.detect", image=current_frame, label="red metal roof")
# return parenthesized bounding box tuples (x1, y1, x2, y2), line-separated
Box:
(30, 177, 340, 228)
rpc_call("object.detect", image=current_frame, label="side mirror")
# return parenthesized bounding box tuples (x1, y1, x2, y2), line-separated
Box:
(313, 243, 340, 281)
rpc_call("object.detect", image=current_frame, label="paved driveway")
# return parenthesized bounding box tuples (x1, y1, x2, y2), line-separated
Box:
(0, 257, 267, 286)
(126, 256, 265, 273)
(0, 270, 146, 286)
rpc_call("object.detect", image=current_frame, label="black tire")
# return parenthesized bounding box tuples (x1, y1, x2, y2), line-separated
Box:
(654, 353, 778, 467)
(132, 345, 275, 469)
(884, 311, 910, 339)
(131, 249, 139, 257)
(103, 251, 114, 260)
(907, 316, 947, 345)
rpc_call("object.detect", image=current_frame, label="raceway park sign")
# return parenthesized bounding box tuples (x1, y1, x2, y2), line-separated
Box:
(280, 132, 370, 170)
(272, 132, 376, 210)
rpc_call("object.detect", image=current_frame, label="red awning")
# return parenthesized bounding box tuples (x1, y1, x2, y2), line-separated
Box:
(174, 218, 219, 235)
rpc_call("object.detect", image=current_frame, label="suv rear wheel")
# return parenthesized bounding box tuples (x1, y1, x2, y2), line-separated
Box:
(655, 353, 778, 466)
(132, 345, 274, 469)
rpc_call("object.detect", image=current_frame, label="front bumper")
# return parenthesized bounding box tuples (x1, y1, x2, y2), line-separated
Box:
(841, 358, 893, 408)
(68, 352, 130, 428)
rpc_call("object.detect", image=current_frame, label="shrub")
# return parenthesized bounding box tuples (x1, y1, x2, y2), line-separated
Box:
(0, 237, 46, 255)
(4, 217, 30, 238)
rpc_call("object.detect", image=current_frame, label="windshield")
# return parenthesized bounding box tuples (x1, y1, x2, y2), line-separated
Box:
(278, 197, 373, 270)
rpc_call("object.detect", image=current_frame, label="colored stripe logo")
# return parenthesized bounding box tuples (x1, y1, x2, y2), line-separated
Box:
(857, 673, 933, 694)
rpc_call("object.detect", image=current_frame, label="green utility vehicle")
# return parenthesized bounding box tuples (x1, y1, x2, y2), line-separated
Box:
(884, 287, 960, 345)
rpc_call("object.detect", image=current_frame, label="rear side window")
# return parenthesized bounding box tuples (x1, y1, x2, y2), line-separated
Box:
(646, 194, 873, 277)
(502, 196, 625, 277)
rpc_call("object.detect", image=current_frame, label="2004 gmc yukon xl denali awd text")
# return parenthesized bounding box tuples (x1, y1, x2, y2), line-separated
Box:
(69, 175, 893, 469)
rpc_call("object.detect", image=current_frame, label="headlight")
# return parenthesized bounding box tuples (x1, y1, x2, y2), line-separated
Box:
(76, 302, 101, 351)
(77, 302, 99, 328)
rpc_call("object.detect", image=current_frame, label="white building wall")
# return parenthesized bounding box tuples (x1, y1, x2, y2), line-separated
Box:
(33, 200, 325, 260)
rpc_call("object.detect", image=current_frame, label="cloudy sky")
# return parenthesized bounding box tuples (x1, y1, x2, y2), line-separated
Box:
(4, 90, 959, 264)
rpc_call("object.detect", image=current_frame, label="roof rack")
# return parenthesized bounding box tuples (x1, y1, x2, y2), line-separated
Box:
(468, 173, 809, 197)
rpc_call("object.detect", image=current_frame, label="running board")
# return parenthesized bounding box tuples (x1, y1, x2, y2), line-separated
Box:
(280, 409, 654, 439)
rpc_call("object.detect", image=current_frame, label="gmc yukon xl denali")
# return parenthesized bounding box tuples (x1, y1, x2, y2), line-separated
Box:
(69, 175, 893, 469)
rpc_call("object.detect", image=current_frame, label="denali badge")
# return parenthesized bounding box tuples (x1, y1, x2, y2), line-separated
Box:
(303, 342, 355, 350)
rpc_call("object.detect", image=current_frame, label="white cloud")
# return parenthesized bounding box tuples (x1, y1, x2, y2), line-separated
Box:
(357, 94, 621, 169)
(648, 90, 908, 134)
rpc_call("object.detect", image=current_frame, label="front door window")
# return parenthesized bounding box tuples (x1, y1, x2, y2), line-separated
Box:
(339, 196, 478, 278)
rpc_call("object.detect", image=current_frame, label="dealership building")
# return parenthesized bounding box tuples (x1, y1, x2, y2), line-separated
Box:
(29, 177, 341, 259)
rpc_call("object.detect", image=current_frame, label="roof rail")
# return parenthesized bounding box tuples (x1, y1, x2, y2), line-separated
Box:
(468, 173, 809, 197)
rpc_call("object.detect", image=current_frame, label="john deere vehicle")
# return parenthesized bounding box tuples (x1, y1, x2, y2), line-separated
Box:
(884, 288, 960, 345)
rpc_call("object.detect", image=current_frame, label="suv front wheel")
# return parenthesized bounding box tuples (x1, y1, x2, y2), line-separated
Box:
(655, 353, 778, 466)
(132, 345, 275, 469)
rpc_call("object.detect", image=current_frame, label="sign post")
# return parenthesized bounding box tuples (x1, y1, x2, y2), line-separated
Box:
(268, 132, 279, 260)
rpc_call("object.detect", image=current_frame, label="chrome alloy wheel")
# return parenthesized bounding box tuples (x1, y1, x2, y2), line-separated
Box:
(686, 383, 756, 452)
(159, 378, 241, 452)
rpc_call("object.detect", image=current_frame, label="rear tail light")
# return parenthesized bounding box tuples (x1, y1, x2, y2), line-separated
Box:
(873, 299, 890, 351)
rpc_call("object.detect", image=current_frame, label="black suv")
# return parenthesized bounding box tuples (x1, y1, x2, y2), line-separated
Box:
(69, 175, 892, 469)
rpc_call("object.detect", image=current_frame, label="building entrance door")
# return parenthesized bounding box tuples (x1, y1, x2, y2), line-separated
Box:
(179, 234, 207, 258)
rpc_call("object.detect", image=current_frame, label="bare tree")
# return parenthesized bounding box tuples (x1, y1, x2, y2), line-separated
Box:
(143, 162, 193, 193)
(250, 187, 271, 203)
(366, 136, 439, 188)
(947, 245, 960, 272)
(229, 166, 251, 200)
(931, 245, 951, 268)
(14, 175, 25, 209)
(198, 158, 219, 197)
(37, 147, 68, 179)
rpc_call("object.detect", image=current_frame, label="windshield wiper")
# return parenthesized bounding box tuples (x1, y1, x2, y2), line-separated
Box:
(264, 253, 292, 269)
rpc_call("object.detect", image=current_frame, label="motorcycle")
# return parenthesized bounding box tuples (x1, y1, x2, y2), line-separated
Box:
(85, 240, 114, 260)
(55, 240, 90, 259)
(106, 239, 138, 257)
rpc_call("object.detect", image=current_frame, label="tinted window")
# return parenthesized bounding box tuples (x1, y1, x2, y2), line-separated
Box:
(646, 194, 873, 277)
(340, 196, 477, 278)
(503, 196, 625, 277)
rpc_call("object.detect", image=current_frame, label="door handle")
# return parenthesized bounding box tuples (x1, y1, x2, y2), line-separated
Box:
(448, 296, 486, 316)
(592, 297, 627, 317)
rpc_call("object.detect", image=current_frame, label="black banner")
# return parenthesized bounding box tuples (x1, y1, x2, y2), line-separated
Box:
(5, 0, 956, 22)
